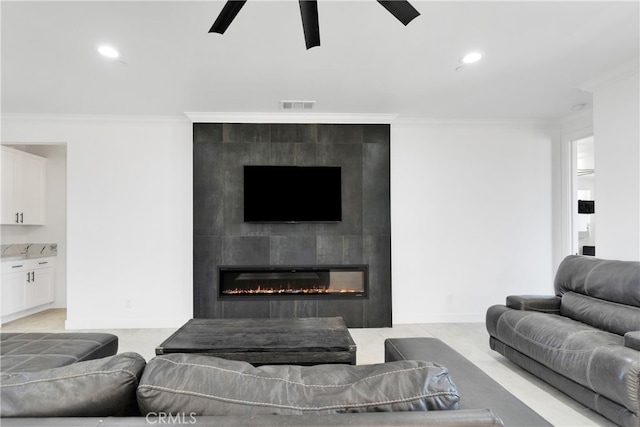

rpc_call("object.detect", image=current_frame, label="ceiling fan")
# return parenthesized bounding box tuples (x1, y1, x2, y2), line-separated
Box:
(209, 0, 420, 49)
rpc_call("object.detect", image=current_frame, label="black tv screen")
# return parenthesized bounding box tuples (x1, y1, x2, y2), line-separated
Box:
(244, 166, 342, 223)
(578, 200, 595, 214)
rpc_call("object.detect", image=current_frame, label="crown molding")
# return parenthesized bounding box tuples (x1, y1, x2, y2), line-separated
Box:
(186, 112, 563, 128)
(578, 60, 640, 93)
(392, 117, 562, 129)
(2, 112, 566, 129)
(184, 112, 398, 124)
(1, 113, 190, 123)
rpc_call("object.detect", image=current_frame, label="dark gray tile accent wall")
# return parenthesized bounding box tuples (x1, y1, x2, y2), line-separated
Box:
(193, 123, 391, 327)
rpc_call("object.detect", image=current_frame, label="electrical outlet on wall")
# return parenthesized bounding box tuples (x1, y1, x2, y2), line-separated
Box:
(124, 299, 132, 309)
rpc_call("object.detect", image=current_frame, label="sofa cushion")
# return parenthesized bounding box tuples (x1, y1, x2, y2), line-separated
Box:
(137, 354, 459, 416)
(560, 292, 640, 335)
(1, 352, 145, 417)
(554, 255, 640, 308)
(490, 306, 640, 414)
(0, 333, 118, 373)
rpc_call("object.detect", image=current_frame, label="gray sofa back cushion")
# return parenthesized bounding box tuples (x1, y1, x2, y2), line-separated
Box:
(137, 354, 460, 416)
(561, 292, 640, 335)
(554, 255, 640, 308)
(1, 352, 145, 417)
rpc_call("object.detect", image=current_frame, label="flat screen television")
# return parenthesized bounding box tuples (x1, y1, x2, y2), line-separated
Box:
(578, 200, 595, 214)
(244, 165, 342, 223)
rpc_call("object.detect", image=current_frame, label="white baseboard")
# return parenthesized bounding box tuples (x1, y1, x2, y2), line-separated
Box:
(394, 312, 485, 324)
(1, 303, 55, 326)
(65, 316, 190, 330)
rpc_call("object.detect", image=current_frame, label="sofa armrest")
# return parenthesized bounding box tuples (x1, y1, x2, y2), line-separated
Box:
(505, 295, 561, 313)
(624, 331, 640, 351)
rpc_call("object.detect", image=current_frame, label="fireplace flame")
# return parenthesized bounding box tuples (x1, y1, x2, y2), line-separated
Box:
(220, 269, 366, 297)
(222, 284, 362, 295)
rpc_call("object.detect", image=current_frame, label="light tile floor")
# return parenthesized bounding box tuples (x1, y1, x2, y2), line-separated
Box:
(2, 309, 613, 426)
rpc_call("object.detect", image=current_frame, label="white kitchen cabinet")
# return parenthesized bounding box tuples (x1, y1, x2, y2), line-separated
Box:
(1, 146, 46, 225)
(1, 257, 55, 318)
(1, 270, 26, 318)
(24, 260, 55, 307)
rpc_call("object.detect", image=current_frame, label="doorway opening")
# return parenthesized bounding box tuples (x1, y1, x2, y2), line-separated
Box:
(572, 136, 595, 256)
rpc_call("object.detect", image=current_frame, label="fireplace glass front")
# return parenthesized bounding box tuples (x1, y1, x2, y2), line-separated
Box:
(218, 265, 368, 299)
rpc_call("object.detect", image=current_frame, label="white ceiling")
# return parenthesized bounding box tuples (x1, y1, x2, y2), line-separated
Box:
(1, 0, 638, 119)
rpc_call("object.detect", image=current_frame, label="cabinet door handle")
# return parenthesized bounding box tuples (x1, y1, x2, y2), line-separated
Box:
(27, 271, 31, 283)
(31, 271, 35, 282)
(20, 213, 24, 223)
(15, 212, 19, 223)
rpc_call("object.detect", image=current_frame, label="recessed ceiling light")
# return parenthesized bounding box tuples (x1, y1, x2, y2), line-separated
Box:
(98, 45, 120, 59)
(461, 52, 483, 64)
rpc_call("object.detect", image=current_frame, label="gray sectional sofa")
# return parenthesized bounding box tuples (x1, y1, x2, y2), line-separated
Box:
(487, 255, 640, 427)
(1, 331, 552, 426)
(385, 337, 550, 426)
(0, 332, 118, 372)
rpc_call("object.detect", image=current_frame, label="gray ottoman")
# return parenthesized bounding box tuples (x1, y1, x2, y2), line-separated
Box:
(1, 332, 118, 372)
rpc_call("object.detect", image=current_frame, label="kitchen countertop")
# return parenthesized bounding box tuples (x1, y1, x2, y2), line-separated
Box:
(1, 243, 57, 260)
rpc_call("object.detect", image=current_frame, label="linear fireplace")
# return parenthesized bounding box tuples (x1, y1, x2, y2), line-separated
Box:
(218, 265, 368, 300)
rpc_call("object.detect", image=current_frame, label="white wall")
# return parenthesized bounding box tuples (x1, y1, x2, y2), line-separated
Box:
(391, 121, 559, 323)
(593, 73, 640, 261)
(1, 115, 193, 328)
(3, 114, 562, 327)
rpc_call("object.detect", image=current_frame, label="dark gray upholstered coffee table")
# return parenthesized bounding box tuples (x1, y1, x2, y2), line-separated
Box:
(156, 317, 356, 366)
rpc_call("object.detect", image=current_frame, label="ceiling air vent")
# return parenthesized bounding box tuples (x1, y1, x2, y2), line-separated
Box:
(281, 100, 316, 110)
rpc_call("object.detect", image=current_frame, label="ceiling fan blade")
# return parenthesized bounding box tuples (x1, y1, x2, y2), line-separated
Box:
(376, 0, 420, 26)
(209, 0, 247, 34)
(299, 0, 320, 49)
